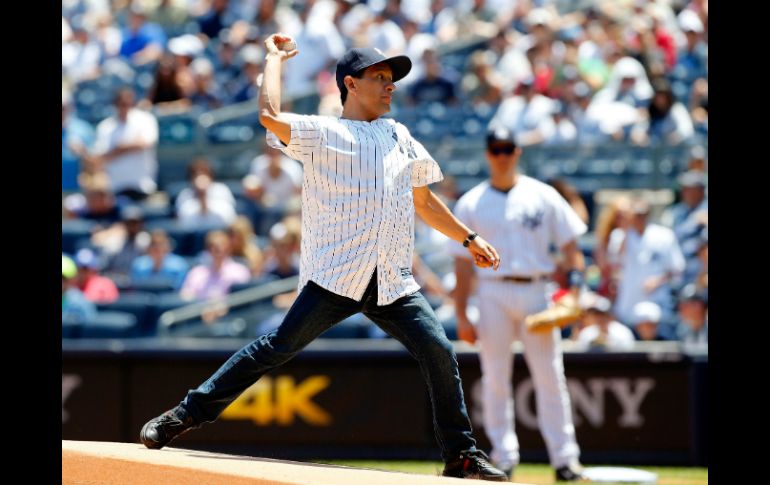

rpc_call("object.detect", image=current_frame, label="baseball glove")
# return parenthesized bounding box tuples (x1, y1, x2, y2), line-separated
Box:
(525, 294, 583, 333)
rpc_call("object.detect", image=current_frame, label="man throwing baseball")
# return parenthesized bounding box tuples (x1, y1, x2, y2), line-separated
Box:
(450, 127, 587, 481)
(140, 33, 508, 481)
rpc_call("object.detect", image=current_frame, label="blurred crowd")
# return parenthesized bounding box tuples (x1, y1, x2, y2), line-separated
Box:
(62, 0, 707, 349)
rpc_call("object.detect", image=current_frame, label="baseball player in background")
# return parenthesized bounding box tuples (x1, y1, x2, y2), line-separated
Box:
(451, 127, 587, 482)
(140, 33, 510, 481)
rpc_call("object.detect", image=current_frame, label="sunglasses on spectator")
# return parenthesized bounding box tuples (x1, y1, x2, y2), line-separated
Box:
(488, 145, 516, 155)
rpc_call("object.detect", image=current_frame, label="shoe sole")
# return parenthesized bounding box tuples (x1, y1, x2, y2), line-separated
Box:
(441, 473, 509, 482)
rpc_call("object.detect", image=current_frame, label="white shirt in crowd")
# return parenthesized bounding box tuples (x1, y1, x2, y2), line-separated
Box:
(608, 224, 685, 324)
(176, 182, 237, 227)
(266, 114, 443, 305)
(448, 175, 587, 278)
(489, 94, 557, 146)
(576, 322, 636, 351)
(93, 108, 159, 195)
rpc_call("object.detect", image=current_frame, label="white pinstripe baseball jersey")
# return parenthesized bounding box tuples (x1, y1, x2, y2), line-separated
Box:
(449, 176, 587, 278)
(266, 114, 443, 305)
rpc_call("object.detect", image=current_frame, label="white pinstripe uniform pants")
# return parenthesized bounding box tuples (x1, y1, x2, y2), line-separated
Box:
(475, 279, 580, 469)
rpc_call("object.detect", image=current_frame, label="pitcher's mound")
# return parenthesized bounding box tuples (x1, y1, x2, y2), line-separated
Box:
(62, 441, 533, 485)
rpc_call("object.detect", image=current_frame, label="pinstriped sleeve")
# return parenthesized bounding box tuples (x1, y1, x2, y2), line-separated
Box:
(405, 132, 443, 187)
(266, 114, 326, 164)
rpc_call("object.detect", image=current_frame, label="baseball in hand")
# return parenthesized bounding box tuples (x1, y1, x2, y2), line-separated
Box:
(277, 39, 297, 52)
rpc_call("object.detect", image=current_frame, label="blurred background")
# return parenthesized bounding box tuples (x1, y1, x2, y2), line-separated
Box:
(62, 0, 708, 471)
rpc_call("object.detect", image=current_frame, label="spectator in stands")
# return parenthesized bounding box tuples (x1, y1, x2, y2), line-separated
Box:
(688, 77, 708, 139)
(196, 0, 236, 41)
(544, 101, 578, 146)
(176, 158, 237, 227)
(62, 90, 95, 192)
(119, 5, 166, 66)
(227, 216, 264, 276)
(659, 170, 707, 286)
(179, 230, 250, 301)
(65, 172, 124, 225)
(62, 254, 97, 324)
(671, 10, 707, 99)
(569, 81, 607, 145)
(609, 198, 685, 338)
(685, 144, 707, 172)
(282, 1, 346, 110)
(167, 34, 204, 89)
(130, 229, 189, 290)
(187, 58, 224, 110)
(252, 0, 282, 39)
(489, 75, 556, 146)
(242, 145, 302, 211)
(593, 195, 631, 299)
(695, 230, 707, 293)
(366, 6, 407, 57)
(462, 50, 504, 108)
(147, 0, 190, 33)
(408, 48, 458, 106)
(74, 248, 120, 304)
(100, 205, 151, 280)
(141, 54, 190, 112)
(632, 8, 676, 79)
(61, 16, 102, 84)
(575, 293, 635, 351)
(231, 44, 263, 103)
(93, 12, 122, 61)
(676, 283, 707, 348)
(212, 39, 242, 99)
(90, 88, 159, 200)
(630, 301, 664, 341)
(261, 218, 301, 279)
(632, 78, 694, 146)
(590, 57, 652, 110)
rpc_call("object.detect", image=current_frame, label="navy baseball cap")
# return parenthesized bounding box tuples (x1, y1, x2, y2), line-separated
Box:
(486, 126, 517, 147)
(335, 47, 412, 93)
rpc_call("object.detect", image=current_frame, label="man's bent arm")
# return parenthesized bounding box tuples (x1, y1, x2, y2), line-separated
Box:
(258, 34, 298, 145)
(414, 185, 500, 270)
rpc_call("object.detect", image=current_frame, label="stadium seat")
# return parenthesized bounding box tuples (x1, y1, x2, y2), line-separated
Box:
(62, 320, 82, 339)
(230, 274, 280, 293)
(62, 219, 96, 255)
(96, 292, 158, 336)
(81, 311, 138, 338)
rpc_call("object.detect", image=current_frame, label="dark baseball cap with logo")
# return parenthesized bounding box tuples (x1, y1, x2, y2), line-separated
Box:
(486, 126, 517, 147)
(335, 47, 412, 94)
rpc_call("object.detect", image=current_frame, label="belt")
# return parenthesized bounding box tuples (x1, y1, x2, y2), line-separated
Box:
(498, 275, 550, 284)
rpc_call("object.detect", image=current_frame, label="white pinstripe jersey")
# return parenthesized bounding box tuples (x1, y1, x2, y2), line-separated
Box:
(449, 176, 587, 279)
(266, 114, 443, 305)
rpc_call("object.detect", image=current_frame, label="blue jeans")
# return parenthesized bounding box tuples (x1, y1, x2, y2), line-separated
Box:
(179, 272, 477, 460)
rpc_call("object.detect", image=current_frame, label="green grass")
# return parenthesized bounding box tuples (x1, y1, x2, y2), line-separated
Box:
(313, 460, 708, 484)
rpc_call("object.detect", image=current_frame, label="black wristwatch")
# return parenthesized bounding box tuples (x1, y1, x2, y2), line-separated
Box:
(463, 232, 479, 248)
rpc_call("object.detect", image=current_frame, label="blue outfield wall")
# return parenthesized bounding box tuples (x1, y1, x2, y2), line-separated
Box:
(62, 338, 707, 466)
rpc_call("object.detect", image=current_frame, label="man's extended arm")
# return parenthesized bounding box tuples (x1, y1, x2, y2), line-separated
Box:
(413, 185, 500, 270)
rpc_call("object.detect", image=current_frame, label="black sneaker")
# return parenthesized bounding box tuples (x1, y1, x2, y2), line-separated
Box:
(500, 466, 514, 480)
(442, 450, 509, 482)
(140, 407, 198, 450)
(555, 462, 585, 481)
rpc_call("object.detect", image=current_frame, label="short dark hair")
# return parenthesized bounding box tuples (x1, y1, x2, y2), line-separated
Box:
(340, 69, 366, 106)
